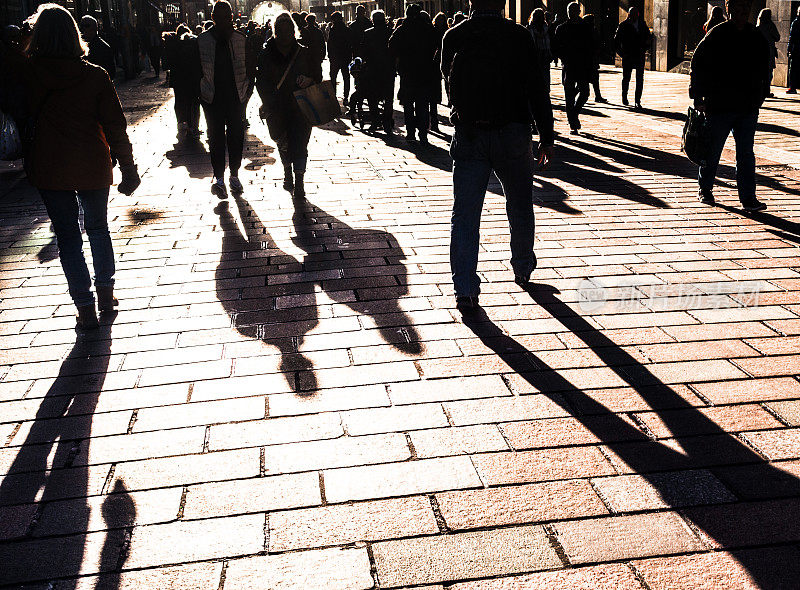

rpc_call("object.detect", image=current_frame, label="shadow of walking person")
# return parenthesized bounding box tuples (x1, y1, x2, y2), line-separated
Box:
(291, 198, 422, 362)
(0, 316, 123, 587)
(460, 285, 800, 587)
(214, 195, 319, 393)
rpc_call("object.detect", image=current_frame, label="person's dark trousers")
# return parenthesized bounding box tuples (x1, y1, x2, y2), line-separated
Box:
(698, 109, 759, 204)
(202, 99, 245, 179)
(148, 48, 162, 76)
(621, 56, 645, 104)
(39, 188, 114, 307)
(450, 122, 535, 297)
(330, 61, 350, 102)
(402, 88, 430, 139)
(562, 70, 589, 130)
(430, 101, 439, 130)
(789, 54, 800, 90)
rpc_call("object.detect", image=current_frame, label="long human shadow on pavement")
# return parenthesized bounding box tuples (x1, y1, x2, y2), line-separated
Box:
(572, 134, 800, 245)
(0, 316, 137, 588)
(461, 284, 800, 588)
(290, 197, 422, 388)
(215, 195, 319, 393)
(165, 131, 276, 179)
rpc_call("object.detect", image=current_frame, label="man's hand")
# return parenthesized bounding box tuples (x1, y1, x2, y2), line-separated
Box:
(118, 165, 141, 196)
(537, 144, 553, 170)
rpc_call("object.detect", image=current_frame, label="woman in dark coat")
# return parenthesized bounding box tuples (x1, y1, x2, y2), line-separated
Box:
(20, 5, 139, 329)
(256, 12, 322, 198)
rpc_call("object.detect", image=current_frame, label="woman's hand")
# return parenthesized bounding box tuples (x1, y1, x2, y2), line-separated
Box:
(296, 75, 314, 89)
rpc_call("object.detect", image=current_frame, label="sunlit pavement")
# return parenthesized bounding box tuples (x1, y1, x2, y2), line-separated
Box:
(2, 67, 800, 589)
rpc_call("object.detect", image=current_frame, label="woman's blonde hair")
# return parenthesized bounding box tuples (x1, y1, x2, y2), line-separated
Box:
(272, 12, 298, 38)
(27, 3, 88, 58)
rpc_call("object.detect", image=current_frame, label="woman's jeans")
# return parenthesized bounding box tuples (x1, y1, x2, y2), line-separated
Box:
(39, 188, 115, 308)
(450, 122, 535, 297)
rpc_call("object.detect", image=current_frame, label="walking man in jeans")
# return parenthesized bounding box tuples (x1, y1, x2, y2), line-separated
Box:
(553, 2, 592, 133)
(198, 0, 249, 197)
(690, 0, 769, 212)
(441, 0, 554, 312)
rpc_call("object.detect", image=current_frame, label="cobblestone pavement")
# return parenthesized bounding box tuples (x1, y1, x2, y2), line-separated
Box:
(2, 67, 800, 589)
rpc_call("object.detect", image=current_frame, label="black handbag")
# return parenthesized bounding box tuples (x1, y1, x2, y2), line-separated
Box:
(682, 106, 710, 167)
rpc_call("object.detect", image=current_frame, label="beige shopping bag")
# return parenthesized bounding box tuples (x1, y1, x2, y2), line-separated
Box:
(293, 80, 342, 126)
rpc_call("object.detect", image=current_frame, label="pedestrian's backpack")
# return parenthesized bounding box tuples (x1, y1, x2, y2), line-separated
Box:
(682, 106, 710, 167)
(448, 22, 513, 126)
(0, 109, 22, 161)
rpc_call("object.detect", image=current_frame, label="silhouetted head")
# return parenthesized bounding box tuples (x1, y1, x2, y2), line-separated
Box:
(28, 4, 88, 58)
(529, 7, 545, 27)
(726, 0, 752, 28)
(78, 14, 97, 40)
(273, 12, 298, 43)
(305, 13, 316, 26)
(330, 11, 343, 23)
(757, 7, 772, 27)
(567, 2, 581, 20)
(212, 0, 233, 34)
(628, 6, 640, 21)
(371, 9, 386, 26)
(356, 4, 367, 18)
(405, 3, 421, 19)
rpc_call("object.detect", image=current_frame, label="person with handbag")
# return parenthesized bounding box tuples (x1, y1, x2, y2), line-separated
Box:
(690, 0, 769, 211)
(197, 0, 249, 197)
(256, 12, 322, 199)
(19, 4, 139, 329)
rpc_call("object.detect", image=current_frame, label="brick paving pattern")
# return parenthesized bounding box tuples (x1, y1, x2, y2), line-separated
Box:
(1, 68, 800, 588)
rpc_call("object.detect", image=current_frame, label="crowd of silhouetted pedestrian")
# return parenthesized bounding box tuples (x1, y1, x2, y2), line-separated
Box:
(0, 0, 791, 324)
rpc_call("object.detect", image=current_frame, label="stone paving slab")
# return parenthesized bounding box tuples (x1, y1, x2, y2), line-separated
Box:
(1, 66, 800, 588)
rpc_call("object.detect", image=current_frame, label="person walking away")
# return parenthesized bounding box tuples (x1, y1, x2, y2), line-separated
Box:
(757, 8, 780, 97)
(358, 10, 395, 133)
(430, 12, 448, 132)
(172, 25, 202, 141)
(583, 13, 607, 103)
(554, 2, 592, 133)
(704, 6, 726, 34)
(389, 3, 436, 143)
(690, 0, 770, 212)
(256, 12, 322, 199)
(147, 25, 163, 77)
(789, 9, 800, 93)
(18, 5, 139, 329)
(527, 8, 552, 97)
(327, 12, 352, 106)
(198, 0, 249, 197)
(441, 0, 554, 312)
(301, 14, 326, 70)
(348, 5, 372, 51)
(79, 16, 115, 79)
(614, 6, 651, 109)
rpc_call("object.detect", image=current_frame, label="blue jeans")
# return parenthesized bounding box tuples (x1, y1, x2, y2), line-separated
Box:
(698, 110, 758, 203)
(450, 123, 535, 297)
(39, 188, 115, 307)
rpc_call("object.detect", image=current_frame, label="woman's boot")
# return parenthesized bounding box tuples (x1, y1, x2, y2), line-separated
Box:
(294, 171, 305, 198)
(97, 286, 118, 312)
(76, 304, 99, 330)
(282, 166, 294, 192)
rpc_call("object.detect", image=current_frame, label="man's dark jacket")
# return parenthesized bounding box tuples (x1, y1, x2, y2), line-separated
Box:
(327, 20, 352, 65)
(441, 13, 554, 146)
(553, 18, 592, 80)
(614, 17, 651, 61)
(359, 23, 394, 95)
(690, 21, 769, 113)
(300, 23, 326, 66)
(388, 16, 437, 96)
(87, 35, 116, 79)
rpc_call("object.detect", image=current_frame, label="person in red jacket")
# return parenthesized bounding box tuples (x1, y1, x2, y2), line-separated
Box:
(21, 4, 139, 329)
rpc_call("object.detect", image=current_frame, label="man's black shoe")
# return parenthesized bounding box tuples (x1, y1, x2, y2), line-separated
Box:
(456, 296, 479, 313)
(699, 190, 715, 205)
(514, 274, 530, 287)
(742, 199, 767, 213)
